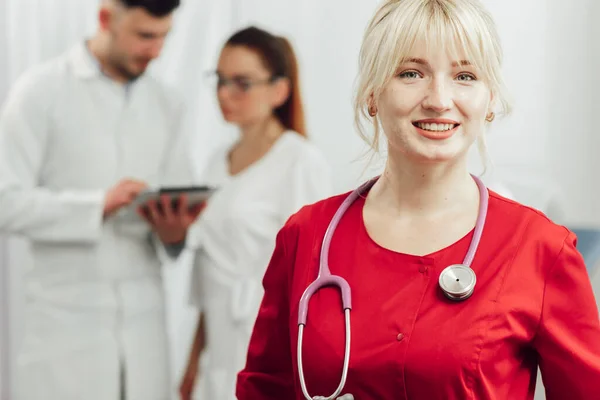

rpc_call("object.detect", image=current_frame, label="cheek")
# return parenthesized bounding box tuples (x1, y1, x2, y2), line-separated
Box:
(224, 95, 271, 121)
(135, 44, 152, 58)
(379, 88, 427, 140)
(243, 93, 272, 116)
(378, 89, 421, 138)
(380, 86, 419, 116)
(455, 88, 489, 120)
(453, 90, 489, 142)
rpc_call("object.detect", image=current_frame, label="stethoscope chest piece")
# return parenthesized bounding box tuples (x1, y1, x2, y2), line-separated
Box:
(438, 264, 477, 301)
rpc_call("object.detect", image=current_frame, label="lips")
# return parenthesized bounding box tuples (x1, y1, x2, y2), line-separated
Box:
(412, 119, 460, 140)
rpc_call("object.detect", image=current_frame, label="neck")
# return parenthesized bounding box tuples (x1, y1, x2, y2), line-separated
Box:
(238, 116, 286, 148)
(371, 154, 477, 217)
(87, 34, 128, 84)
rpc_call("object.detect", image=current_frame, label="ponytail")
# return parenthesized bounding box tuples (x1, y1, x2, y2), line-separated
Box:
(274, 36, 306, 137)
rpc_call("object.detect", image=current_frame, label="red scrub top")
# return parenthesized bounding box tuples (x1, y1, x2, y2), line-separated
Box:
(236, 190, 600, 399)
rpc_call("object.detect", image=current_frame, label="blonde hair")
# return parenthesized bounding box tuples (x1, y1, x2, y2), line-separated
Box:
(354, 0, 512, 168)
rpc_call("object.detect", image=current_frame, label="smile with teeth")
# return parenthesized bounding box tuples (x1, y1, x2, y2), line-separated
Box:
(414, 122, 459, 132)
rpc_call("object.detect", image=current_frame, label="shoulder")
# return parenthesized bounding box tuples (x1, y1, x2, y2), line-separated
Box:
(144, 75, 181, 99)
(488, 190, 573, 260)
(198, 142, 231, 178)
(141, 74, 185, 114)
(277, 132, 332, 186)
(279, 131, 329, 167)
(281, 188, 574, 251)
(5, 55, 67, 107)
(279, 191, 349, 247)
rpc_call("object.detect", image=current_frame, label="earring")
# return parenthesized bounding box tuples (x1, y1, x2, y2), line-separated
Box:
(368, 105, 378, 117)
(485, 112, 495, 122)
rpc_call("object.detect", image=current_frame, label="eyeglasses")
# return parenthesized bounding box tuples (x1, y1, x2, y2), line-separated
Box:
(205, 71, 279, 95)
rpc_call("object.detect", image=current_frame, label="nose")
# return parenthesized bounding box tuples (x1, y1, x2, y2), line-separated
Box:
(217, 83, 237, 105)
(217, 83, 231, 100)
(422, 78, 452, 113)
(147, 39, 165, 60)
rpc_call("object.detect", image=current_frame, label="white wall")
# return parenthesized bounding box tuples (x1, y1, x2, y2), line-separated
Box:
(0, 0, 12, 397)
(543, 0, 597, 227)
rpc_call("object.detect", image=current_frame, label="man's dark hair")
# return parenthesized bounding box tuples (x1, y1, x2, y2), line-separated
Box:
(119, 0, 180, 17)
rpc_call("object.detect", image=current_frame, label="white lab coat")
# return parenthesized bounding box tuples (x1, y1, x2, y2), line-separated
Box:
(188, 131, 333, 399)
(0, 43, 196, 400)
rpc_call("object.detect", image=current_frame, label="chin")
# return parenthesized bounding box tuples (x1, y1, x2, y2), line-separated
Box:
(220, 112, 237, 123)
(420, 147, 471, 165)
(122, 67, 144, 81)
(411, 153, 457, 164)
(418, 136, 474, 161)
(397, 142, 468, 165)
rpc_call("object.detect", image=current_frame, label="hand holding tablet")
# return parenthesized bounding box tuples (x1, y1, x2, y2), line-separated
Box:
(133, 186, 217, 210)
(134, 186, 217, 244)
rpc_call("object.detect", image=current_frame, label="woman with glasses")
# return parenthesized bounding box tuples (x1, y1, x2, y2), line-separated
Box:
(179, 26, 333, 400)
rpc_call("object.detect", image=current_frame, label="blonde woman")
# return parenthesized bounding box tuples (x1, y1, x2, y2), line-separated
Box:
(235, 0, 600, 399)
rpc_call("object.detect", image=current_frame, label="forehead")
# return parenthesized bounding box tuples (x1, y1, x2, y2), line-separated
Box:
(217, 46, 270, 77)
(400, 37, 472, 68)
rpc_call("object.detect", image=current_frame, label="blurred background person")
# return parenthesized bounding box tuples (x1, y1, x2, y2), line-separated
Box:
(178, 26, 333, 400)
(0, 1, 202, 399)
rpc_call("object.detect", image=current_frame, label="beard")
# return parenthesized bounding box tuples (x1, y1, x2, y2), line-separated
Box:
(107, 53, 146, 82)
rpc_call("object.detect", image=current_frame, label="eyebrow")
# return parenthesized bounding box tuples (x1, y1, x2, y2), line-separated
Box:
(216, 71, 253, 79)
(404, 58, 472, 67)
(137, 30, 169, 39)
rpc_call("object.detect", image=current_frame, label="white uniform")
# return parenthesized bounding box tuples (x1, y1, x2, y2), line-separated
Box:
(0, 43, 195, 400)
(188, 131, 333, 399)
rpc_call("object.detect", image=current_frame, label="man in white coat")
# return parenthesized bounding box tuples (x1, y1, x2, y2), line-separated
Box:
(0, 1, 202, 399)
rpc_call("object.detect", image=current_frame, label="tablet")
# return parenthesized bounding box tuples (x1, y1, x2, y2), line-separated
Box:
(132, 185, 217, 209)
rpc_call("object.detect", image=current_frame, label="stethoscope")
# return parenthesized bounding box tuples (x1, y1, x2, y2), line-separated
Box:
(296, 174, 489, 400)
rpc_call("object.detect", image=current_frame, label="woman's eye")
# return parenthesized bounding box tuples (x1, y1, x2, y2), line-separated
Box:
(456, 73, 476, 81)
(399, 71, 421, 79)
(235, 79, 252, 91)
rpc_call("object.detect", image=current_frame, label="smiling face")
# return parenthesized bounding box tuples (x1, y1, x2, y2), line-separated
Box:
(376, 40, 492, 164)
(354, 0, 512, 166)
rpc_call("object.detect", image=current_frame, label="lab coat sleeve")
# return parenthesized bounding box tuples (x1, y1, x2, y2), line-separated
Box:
(281, 146, 333, 220)
(236, 225, 296, 399)
(533, 232, 600, 399)
(0, 68, 104, 243)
